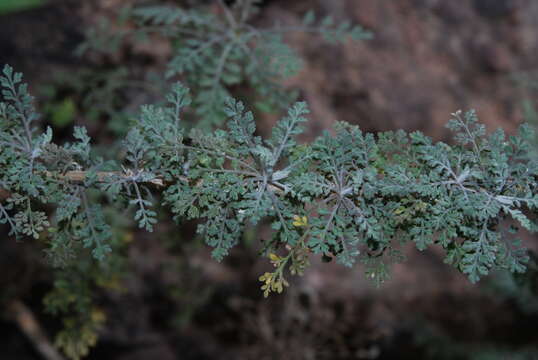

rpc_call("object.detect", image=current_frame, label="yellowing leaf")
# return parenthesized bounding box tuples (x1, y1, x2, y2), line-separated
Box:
(269, 253, 280, 262)
(292, 215, 308, 227)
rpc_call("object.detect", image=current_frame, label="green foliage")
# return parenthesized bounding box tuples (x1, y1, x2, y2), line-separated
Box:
(514, 72, 538, 150)
(0, 0, 45, 15)
(44, 235, 127, 360)
(2, 61, 538, 358)
(38, 67, 166, 136)
(2, 62, 537, 283)
(2, 4, 538, 360)
(48, 98, 76, 128)
(80, 0, 372, 128)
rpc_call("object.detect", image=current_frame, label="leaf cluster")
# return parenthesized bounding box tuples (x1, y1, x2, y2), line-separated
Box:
(1, 6, 537, 358)
(80, 0, 372, 128)
(2, 65, 537, 288)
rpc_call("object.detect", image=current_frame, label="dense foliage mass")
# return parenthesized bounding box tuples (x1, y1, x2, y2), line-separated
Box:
(80, 0, 372, 128)
(1, 1, 537, 359)
(2, 64, 537, 289)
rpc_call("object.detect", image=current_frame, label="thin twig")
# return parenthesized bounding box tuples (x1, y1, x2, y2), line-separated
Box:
(44, 170, 168, 187)
(8, 300, 65, 360)
(0, 169, 285, 201)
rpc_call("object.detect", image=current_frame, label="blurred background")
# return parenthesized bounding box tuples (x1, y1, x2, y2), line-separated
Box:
(1, 0, 538, 359)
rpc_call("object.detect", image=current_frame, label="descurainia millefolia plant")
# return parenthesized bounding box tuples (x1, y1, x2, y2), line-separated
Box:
(2, 62, 538, 287)
(1, 6, 538, 358)
(2, 63, 538, 356)
(80, 0, 372, 128)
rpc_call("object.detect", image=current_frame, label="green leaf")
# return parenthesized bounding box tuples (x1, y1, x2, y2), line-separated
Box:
(0, 0, 45, 15)
(50, 98, 76, 128)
